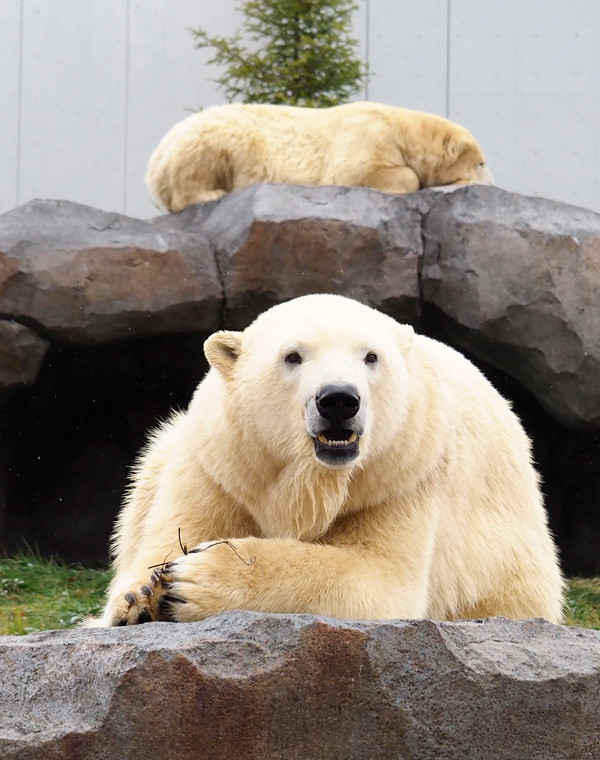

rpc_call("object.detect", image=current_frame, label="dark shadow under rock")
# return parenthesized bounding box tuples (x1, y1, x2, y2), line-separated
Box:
(0, 334, 209, 565)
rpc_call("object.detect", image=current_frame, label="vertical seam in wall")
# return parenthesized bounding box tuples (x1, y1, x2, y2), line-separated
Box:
(16, 0, 25, 205)
(123, 0, 131, 214)
(364, 0, 370, 100)
(445, 0, 451, 118)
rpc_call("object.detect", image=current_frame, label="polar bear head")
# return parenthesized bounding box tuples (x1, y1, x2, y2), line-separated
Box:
(435, 132, 494, 187)
(204, 295, 415, 471)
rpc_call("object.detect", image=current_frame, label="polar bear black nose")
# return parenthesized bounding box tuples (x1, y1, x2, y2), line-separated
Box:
(316, 384, 360, 421)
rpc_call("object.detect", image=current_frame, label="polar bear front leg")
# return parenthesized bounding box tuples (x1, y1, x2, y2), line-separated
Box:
(147, 536, 431, 622)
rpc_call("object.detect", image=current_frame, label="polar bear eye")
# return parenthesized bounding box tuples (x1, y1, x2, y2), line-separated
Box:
(285, 351, 302, 365)
(365, 352, 378, 365)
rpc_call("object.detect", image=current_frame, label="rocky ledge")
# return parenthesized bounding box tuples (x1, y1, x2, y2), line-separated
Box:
(0, 185, 599, 572)
(1, 612, 599, 760)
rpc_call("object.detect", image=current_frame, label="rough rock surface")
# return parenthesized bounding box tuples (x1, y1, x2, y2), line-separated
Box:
(2, 186, 599, 429)
(421, 186, 600, 429)
(0, 199, 221, 344)
(199, 183, 426, 329)
(0, 320, 49, 391)
(1, 612, 599, 760)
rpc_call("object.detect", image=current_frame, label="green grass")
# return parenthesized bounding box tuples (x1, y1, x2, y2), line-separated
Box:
(563, 576, 600, 630)
(0, 551, 599, 635)
(0, 551, 109, 635)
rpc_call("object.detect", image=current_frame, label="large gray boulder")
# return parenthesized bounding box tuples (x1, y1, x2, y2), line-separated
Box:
(1, 612, 599, 760)
(199, 183, 425, 329)
(421, 186, 600, 429)
(2, 187, 600, 430)
(0, 199, 221, 344)
(0, 321, 49, 391)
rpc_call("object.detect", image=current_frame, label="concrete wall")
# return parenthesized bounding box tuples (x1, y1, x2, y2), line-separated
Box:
(2, 0, 599, 219)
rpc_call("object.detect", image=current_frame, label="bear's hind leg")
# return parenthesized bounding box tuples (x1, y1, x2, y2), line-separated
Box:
(169, 187, 226, 212)
(362, 165, 421, 194)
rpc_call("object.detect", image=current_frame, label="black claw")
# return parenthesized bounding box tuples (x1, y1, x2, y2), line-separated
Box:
(150, 569, 162, 583)
(163, 593, 187, 604)
(136, 609, 152, 624)
(140, 584, 154, 597)
(161, 581, 173, 590)
(162, 561, 174, 571)
(158, 593, 188, 621)
(124, 591, 136, 608)
(158, 598, 179, 621)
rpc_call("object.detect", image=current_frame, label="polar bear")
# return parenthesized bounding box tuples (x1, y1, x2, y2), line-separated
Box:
(88, 295, 564, 627)
(146, 101, 493, 212)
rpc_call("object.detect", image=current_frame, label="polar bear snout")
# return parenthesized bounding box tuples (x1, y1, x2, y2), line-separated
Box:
(316, 384, 360, 422)
(306, 383, 365, 467)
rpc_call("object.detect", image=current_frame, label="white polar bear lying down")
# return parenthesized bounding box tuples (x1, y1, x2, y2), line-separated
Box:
(89, 295, 564, 627)
(146, 101, 494, 212)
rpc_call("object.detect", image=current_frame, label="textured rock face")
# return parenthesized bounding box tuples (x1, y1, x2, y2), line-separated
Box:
(0, 199, 221, 343)
(0, 186, 599, 572)
(199, 183, 425, 329)
(421, 187, 600, 429)
(0, 321, 49, 391)
(3, 187, 599, 427)
(1, 613, 599, 760)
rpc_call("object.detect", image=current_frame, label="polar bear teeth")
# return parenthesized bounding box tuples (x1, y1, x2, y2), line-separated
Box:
(317, 431, 358, 447)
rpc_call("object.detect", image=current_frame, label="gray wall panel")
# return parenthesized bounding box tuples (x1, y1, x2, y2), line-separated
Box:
(17, 0, 128, 212)
(126, 0, 241, 217)
(1, 0, 22, 213)
(367, 0, 448, 115)
(449, 0, 600, 208)
(1, 1, 599, 216)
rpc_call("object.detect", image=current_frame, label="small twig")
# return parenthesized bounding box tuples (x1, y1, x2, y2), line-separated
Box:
(148, 530, 255, 570)
(188, 539, 255, 566)
(147, 550, 173, 570)
(178, 526, 188, 555)
(213, 540, 256, 566)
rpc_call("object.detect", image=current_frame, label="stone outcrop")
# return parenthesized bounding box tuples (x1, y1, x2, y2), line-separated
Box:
(0, 321, 49, 391)
(192, 183, 425, 329)
(0, 186, 599, 572)
(422, 187, 600, 429)
(1, 612, 599, 760)
(2, 187, 599, 427)
(0, 198, 221, 344)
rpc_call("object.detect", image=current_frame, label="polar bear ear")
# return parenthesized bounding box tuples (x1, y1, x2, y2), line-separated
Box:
(396, 323, 415, 352)
(204, 331, 242, 379)
(442, 133, 472, 164)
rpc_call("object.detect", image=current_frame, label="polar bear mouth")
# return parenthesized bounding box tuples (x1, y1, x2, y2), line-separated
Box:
(313, 429, 360, 465)
(317, 430, 358, 447)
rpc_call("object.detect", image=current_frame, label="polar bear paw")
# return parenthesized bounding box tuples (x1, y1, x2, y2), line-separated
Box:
(144, 565, 189, 622)
(86, 574, 187, 627)
(145, 539, 256, 623)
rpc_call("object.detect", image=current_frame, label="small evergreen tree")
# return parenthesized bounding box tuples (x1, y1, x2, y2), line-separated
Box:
(190, 0, 368, 107)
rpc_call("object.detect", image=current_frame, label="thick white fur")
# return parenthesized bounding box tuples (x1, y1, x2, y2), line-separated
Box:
(89, 295, 564, 627)
(146, 101, 493, 212)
